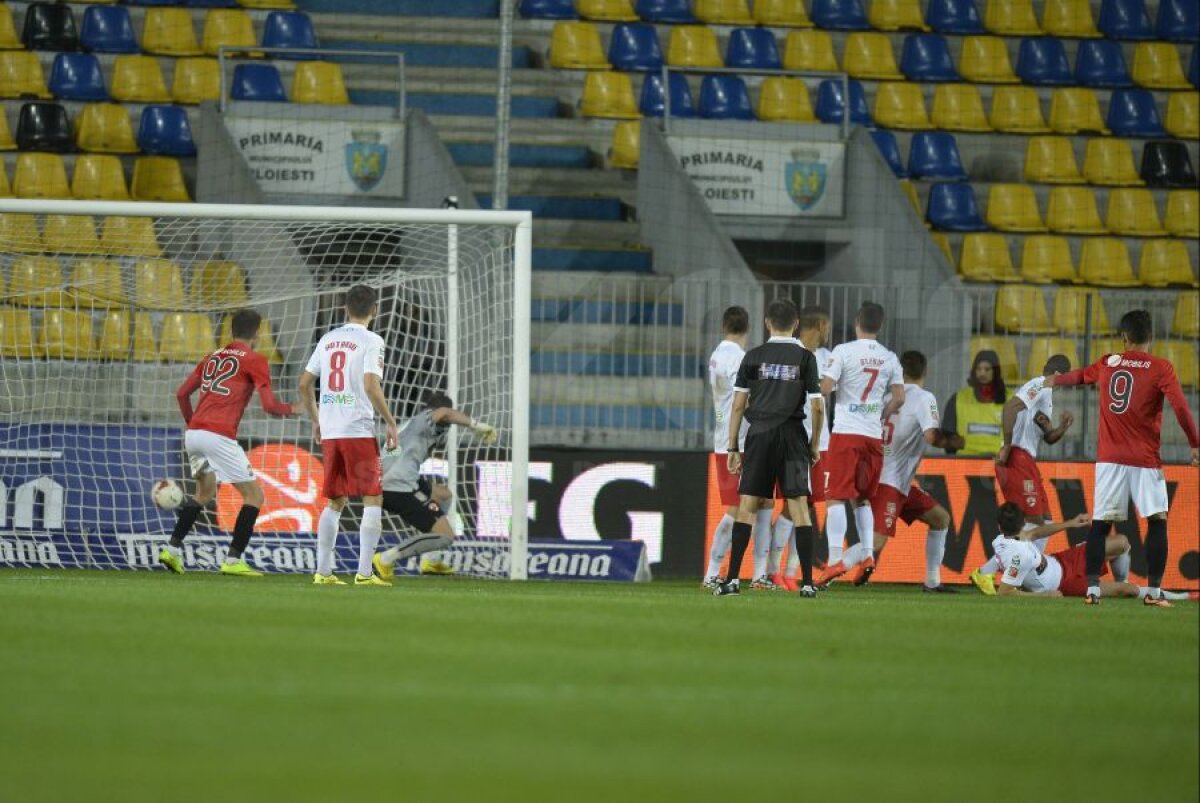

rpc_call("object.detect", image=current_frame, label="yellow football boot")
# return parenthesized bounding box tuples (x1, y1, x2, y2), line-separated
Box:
(419, 558, 456, 576)
(372, 553, 395, 581)
(158, 547, 184, 575)
(219, 560, 263, 577)
(312, 573, 346, 586)
(354, 573, 392, 586)
(969, 569, 996, 596)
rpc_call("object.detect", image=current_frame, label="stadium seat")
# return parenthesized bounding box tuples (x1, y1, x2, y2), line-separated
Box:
(101, 215, 162, 257)
(237, 0, 296, 8)
(1104, 187, 1164, 236)
(757, 77, 816, 122)
(814, 79, 871, 124)
(783, 30, 838, 72)
(43, 214, 100, 255)
(1020, 235, 1078, 283)
(158, 312, 214, 362)
(292, 61, 348, 105)
(1138, 239, 1197, 287)
(754, 0, 814, 26)
(1156, 0, 1199, 42)
(1131, 42, 1191, 89)
(22, 2, 79, 51)
(874, 82, 932, 129)
(1081, 139, 1142, 186)
(0, 4, 19, 49)
(959, 232, 1020, 281)
(1053, 286, 1110, 333)
(869, 0, 929, 30)
(15, 102, 73, 152)
(666, 26, 722, 68)
(695, 0, 753, 24)
(1098, 0, 1153, 39)
(39, 309, 95, 360)
(0, 162, 9, 197)
(635, 0, 697, 23)
(609, 119, 640, 168)
(1164, 190, 1198, 237)
(1073, 39, 1132, 87)
(75, 103, 137, 153)
(1154, 341, 1198, 388)
(1024, 136, 1083, 183)
(1042, 0, 1100, 37)
(131, 156, 190, 202)
(926, 0, 986, 33)
(1192, 46, 1199, 86)
(969, 336, 1020, 383)
(231, 63, 285, 101)
(870, 129, 906, 176)
(639, 72, 694, 117)
(142, 8, 203, 56)
(1049, 87, 1108, 133)
(931, 83, 990, 130)
(725, 28, 780, 70)
(135, 258, 185, 309)
(48, 53, 108, 101)
(900, 178, 923, 216)
(1165, 92, 1199, 139)
(0, 213, 44, 253)
(13, 152, 69, 199)
(987, 184, 1046, 231)
(95, 309, 130, 359)
(811, 0, 870, 29)
(1046, 186, 1107, 233)
(111, 55, 171, 103)
(202, 9, 256, 56)
(0, 113, 13, 150)
(959, 36, 1019, 83)
(995, 285, 1054, 332)
(261, 11, 318, 57)
(577, 0, 638, 21)
(1016, 37, 1072, 85)
(219, 313, 281, 362)
(130, 312, 157, 362)
(1078, 238, 1139, 286)
(1027, 337, 1079, 376)
(581, 72, 639, 118)
(927, 182, 988, 230)
(1140, 140, 1197, 188)
(70, 154, 129, 200)
(926, 231, 951, 263)
(990, 85, 1049, 131)
(136, 105, 196, 156)
(900, 33, 960, 81)
(608, 23, 663, 72)
(172, 57, 220, 104)
(844, 32, 902, 79)
(0, 51, 52, 99)
(69, 257, 124, 307)
(699, 75, 754, 120)
(1171, 291, 1199, 337)
(0, 308, 36, 358)
(9, 256, 64, 306)
(984, 0, 1041, 35)
(80, 5, 138, 53)
(193, 260, 248, 307)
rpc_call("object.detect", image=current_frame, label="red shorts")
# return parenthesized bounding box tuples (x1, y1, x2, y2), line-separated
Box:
(713, 453, 741, 506)
(870, 483, 939, 538)
(1053, 543, 1109, 597)
(809, 452, 828, 503)
(824, 433, 883, 501)
(321, 437, 382, 498)
(996, 446, 1050, 518)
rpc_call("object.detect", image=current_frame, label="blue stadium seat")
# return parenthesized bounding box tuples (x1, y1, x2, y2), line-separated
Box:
(725, 28, 781, 70)
(1155, 0, 1198, 42)
(519, 0, 578, 18)
(1107, 87, 1165, 136)
(925, 0, 986, 33)
(907, 131, 967, 180)
(639, 72, 695, 117)
(815, 78, 871, 124)
(1074, 40, 1132, 87)
(185, 0, 239, 7)
(137, 106, 196, 156)
(124, 1, 182, 6)
(900, 33, 960, 81)
(21, 2, 79, 52)
(608, 23, 663, 72)
(1191, 47, 1199, 87)
(231, 64, 287, 102)
(80, 6, 139, 54)
(635, 0, 697, 23)
(1098, 0, 1153, 40)
(262, 12, 319, 59)
(1016, 38, 1073, 86)
(698, 75, 754, 120)
(811, 0, 870, 29)
(927, 183, 988, 231)
(49, 53, 109, 101)
(871, 129, 907, 178)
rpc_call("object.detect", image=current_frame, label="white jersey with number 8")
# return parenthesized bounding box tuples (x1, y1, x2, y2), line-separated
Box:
(303, 322, 385, 440)
(823, 339, 902, 439)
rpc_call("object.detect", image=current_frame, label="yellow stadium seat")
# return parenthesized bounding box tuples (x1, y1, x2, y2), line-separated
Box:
(1153, 341, 1199, 388)
(1165, 190, 1199, 238)
(69, 258, 125, 308)
(42, 214, 99, 255)
(1079, 238, 1138, 287)
(1166, 92, 1199, 140)
(111, 55, 171, 103)
(96, 309, 130, 360)
(609, 120, 640, 169)
(1082, 138, 1143, 187)
(238, 0, 296, 8)
(984, 0, 1042, 35)
(0, 3, 20, 49)
(1047, 186, 1107, 234)
(0, 213, 43, 253)
(1091, 336, 1124, 359)
(995, 285, 1055, 333)
(0, 161, 9, 197)
(969, 336, 1020, 384)
(1105, 188, 1164, 237)
(843, 32, 902, 80)
(577, 0, 638, 21)
(549, 22, 608, 70)
(960, 36, 1019, 83)
(1041, 0, 1100, 37)
(783, 30, 838, 72)
(0, 308, 35, 358)
(159, 312, 214, 363)
(13, 152, 70, 199)
(0, 51, 52, 99)
(987, 184, 1047, 232)
(1170, 292, 1199, 338)
(71, 154, 130, 201)
(202, 9, 256, 57)
(1020, 235, 1078, 283)
(931, 84, 991, 132)
(75, 103, 139, 154)
(0, 111, 15, 150)
(135, 258, 185, 310)
(1027, 337, 1079, 377)
(580, 71, 639, 119)
(192, 261, 248, 308)
(1024, 136, 1083, 184)
(219, 313, 281, 363)
(172, 57, 220, 105)
(1131, 43, 1191, 90)
(873, 82, 932, 129)
(132, 156, 191, 203)
(1138, 240, 1197, 288)
(694, 0, 753, 24)
(38, 309, 95, 360)
(960, 233, 1021, 282)
(667, 26, 722, 68)
(101, 215, 161, 258)
(869, 0, 929, 30)
(292, 61, 349, 105)
(132, 312, 157, 361)
(142, 8, 203, 57)
(931, 231, 953, 264)
(757, 77, 816, 122)
(9, 256, 63, 306)
(1049, 88, 1108, 134)
(755, 0, 813, 26)
(900, 179, 922, 218)
(989, 86, 1049, 132)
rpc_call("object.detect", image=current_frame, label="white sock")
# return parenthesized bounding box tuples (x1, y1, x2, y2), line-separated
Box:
(165, 543, 182, 558)
(771, 517, 795, 576)
(382, 533, 454, 565)
(854, 505, 875, 556)
(317, 507, 340, 576)
(979, 557, 1001, 574)
(1145, 585, 1160, 600)
(843, 543, 867, 568)
(1111, 550, 1130, 582)
(752, 508, 773, 578)
(705, 514, 734, 578)
(223, 556, 240, 566)
(358, 506, 382, 577)
(926, 528, 948, 587)
(1087, 584, 1102, 598)
(826, 504, 847, 564)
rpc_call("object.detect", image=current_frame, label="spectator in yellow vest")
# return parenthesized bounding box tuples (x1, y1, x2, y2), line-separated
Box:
(941, 350, 1007, 455)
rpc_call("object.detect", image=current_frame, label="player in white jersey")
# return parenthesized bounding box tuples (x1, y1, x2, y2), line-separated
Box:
(818, 302, 905, 587)
(299, 285, 400, 587)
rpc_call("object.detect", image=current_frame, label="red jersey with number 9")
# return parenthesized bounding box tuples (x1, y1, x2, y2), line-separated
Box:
(182, 344, 281, 439)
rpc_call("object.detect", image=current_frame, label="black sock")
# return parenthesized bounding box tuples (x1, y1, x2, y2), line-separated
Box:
(726, 521, 753, 581)
(169, 499, 203, 548)
(794, 525, 815, 586)
(228, 505, 260, 559)
(1085, 520, 1109, 587)
(1144, 518, 1168, 589)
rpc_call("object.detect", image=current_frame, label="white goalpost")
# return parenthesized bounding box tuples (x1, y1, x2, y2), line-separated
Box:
(0, 198, 531, 580)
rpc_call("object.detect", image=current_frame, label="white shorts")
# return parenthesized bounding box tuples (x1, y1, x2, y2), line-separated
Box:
(1094, 462, 1168, 521)
(184, 429, 254, 485)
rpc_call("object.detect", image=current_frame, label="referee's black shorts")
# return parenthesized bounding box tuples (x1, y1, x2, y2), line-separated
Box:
(738, 422, 812, 500)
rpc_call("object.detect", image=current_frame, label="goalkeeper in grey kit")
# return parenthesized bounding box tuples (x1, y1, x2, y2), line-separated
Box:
(371, 391, 498, 580)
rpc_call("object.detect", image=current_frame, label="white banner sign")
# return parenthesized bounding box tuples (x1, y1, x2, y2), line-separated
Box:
(668, 136, 845, 217)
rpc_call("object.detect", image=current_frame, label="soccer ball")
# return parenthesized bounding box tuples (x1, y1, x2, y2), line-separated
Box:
(152, 479, 184, 511)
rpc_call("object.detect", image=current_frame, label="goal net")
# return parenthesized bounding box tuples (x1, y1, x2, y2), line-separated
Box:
(0, 199, 531, 579)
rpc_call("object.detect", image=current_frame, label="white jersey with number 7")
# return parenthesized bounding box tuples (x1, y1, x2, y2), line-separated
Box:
(303, 322, 386, 440)
(823, 338, 902, 439)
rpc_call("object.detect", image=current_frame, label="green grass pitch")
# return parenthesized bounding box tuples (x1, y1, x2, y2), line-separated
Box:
(1, 570, 1196, 803)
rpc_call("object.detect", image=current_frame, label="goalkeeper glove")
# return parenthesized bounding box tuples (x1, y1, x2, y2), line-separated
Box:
(471, 421, 498, 445)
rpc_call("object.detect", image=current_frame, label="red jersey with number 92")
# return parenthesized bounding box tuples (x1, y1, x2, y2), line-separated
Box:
(1081, 351, 1186, 468)
(185, 345, 275, 439)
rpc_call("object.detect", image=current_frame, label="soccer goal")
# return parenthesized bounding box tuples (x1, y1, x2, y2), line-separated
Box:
(0, 199, 532, 580)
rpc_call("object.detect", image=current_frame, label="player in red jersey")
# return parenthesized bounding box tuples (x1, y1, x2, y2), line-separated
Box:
(1047, 310, 1200, 606)
(159, 309, 295, 577)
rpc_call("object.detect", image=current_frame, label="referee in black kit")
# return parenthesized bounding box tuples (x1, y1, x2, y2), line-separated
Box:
(717, 299, 824, 598)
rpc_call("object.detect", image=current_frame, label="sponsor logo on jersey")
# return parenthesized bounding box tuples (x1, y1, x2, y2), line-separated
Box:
(321, 392, 357, 406)
(1106, 354, 1122, 367)
(759, 363, 800, 381)
(848, 402, 882, 415)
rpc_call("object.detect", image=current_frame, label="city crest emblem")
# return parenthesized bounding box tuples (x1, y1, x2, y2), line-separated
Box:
(346, 130, 387, 192)
(785, 148, 826, 211)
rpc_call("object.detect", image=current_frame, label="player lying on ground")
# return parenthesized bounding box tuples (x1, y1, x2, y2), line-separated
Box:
(370, 391, 497, 581)
(160, 309, 294, 577)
